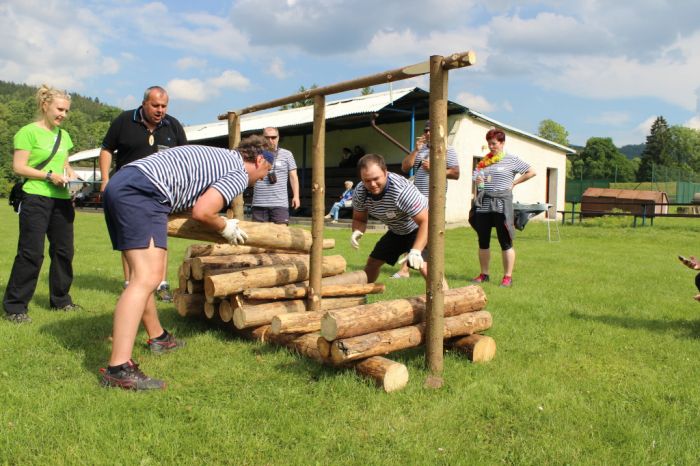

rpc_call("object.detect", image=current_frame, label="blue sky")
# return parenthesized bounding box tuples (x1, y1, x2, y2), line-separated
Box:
(2, 0, 699, 146)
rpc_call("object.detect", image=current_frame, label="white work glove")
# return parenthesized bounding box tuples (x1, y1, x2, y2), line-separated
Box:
(406, 249, 424, 270)
(350, 230, 364, 249)
(220, 218, 248, 245)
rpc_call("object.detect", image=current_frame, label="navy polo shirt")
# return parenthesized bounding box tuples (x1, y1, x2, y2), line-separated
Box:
(101, 107, 188, 170)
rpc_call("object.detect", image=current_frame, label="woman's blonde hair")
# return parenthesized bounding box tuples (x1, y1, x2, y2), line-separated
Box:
(36, 84, 71, 115)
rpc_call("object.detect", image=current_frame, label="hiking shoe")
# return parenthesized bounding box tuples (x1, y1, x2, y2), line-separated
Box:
(4, 313, 32, 323)
(500, 276, 513, 288)
(155, 284, 173, 303)
(100, 359, 166, 391)
(50, 303, 83, 312)
(470, 273, 490, 284)
(148, 332, 185, 354)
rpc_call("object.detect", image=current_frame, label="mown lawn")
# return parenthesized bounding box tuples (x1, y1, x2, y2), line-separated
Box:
(1, 208, 699, 465)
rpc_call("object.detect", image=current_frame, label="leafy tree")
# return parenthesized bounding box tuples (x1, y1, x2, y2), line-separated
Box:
(537, 119, 570, 146)
(573, 137, 635, 181)
(360, 86, 374, 96)
(637, 116, 670, 181)
(280, 84, 319, 110)
(666, 125, 700, 177)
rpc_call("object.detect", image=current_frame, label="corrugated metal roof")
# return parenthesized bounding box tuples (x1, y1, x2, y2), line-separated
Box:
(70, 86, 574, 161)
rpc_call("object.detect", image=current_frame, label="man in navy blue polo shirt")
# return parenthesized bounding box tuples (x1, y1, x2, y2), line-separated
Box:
(99, 86, 187, 301)
(350, 153, 434, 284)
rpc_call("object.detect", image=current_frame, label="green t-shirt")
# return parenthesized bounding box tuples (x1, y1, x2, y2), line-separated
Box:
(14, 123, 74, 200)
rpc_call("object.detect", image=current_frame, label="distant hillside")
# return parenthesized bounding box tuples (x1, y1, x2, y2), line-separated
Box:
(619, 143, 645, 159)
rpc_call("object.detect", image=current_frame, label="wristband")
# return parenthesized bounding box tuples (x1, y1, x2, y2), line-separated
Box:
(45, 170, 53, 181)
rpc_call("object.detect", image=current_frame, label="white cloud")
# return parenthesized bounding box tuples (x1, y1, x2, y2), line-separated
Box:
(176, 57, 208, 70)
(167, 70, 250, 103)
(685, 116, 700, 130)
(455, 92, 495, 113)
(501, 100, 513, 112)
(634, 116, 657, 139)
(266, 57, 289, 79)
(0, 0, 119, 91)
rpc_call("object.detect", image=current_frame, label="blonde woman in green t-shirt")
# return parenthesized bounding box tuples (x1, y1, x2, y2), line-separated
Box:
(3, 85, 82, 323)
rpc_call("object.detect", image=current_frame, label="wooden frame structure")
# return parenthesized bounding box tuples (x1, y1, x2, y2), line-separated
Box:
(217, 51, 476, 384)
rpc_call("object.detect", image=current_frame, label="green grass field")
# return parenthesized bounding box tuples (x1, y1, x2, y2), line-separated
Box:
(1, 208, 699, 465)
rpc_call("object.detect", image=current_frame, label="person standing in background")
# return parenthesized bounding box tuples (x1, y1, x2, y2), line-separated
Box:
(251, 127, 300, 224)
(3, 85, 81, 323)
(98, 86, 187, 302)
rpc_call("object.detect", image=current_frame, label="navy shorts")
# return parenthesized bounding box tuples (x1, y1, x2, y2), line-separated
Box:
(251, 206, 290, 224)
(103, 167, 172, 251)
(369, 229, 427, 266)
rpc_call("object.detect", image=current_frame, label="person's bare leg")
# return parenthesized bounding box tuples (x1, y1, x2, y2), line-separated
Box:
(478, 248, 490, 274)
(161, 250, 169, 284)
(121, 253, 130, 285)
(364, 257, 385, 283)
(502, 248, 515, 276)
(109, 242, 164, 366)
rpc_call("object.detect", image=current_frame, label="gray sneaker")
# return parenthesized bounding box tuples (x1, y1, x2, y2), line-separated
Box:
(155, 284, 173, 303)
(147, 332, 185, 354)
(4, 313, 32, 323)
(100, 359, 166, 391)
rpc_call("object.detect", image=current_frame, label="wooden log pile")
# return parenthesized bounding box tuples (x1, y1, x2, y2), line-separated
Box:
(170, 218, 496, 392)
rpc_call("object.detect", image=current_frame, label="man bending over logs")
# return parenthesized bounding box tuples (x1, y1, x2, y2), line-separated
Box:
(350, 153, 435, 285)
(100, 136, 274, 391)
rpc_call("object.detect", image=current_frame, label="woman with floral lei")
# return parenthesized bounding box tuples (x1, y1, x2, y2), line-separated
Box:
(468, 128, 536, 288)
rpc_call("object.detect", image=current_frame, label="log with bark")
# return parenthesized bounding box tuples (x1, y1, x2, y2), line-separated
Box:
(321, 285, 487, 341)
(184, 242, 334, 259)
(354, 356, 409, 393)
(447, 334, 496, 363)
(204, 255, 346, 300)
(168, 213, 334, 252)
(186, 280, 204, 294)
(245, 282, 385, 300)
(329, 310, 493, 364)
(174, 292, 205, 318)
(190, 253, 304, 280)
(233, 296, 365, 329)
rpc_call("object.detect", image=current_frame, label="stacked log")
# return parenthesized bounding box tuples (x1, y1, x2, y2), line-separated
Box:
(171, 220, 495, 392)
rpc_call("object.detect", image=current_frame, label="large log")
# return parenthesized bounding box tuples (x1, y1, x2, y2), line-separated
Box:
(270, 311, 325, 335)
(174, 292, 205, 318)
(354, 356, 409, 393)
(448, 334, 496, 363)
(329, 310, 492, 364)
(245, 282, 384, 300)
(204, 300, 219, 320)
(190, 253, 304, 280)
(187, 280, 204, 294)
(233, 296, 365, 329)
(168, 213, 334, 252)
(321, 285, 486, 341)
(184, 242, 335, 259)
(205, 255, 346, 300)
(219, 299, 233, 323)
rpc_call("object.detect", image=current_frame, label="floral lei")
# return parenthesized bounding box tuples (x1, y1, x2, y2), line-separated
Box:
(477, 151, 505, 170)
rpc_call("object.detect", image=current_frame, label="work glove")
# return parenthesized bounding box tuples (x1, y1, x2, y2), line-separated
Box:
(220, 218, 248, 245)
(350, 230, 364, 249)
(406, 249, 424, 270)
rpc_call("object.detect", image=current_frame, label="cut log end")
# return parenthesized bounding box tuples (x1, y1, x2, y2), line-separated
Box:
(450, 334, 496, 363)
(354, 356, 409, 393)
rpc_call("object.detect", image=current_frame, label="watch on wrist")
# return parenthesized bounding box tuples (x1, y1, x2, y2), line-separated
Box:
(45, 170, 53, 181)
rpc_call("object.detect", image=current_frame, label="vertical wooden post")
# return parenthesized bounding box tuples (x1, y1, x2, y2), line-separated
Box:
(308, 95, 326, 312)
(425, 55, 448, 387)
(227, 112, 244, 219)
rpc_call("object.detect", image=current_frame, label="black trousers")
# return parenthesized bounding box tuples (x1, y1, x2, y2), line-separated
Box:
(3, 194, 75, 314)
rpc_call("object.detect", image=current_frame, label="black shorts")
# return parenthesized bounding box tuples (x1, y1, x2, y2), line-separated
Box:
(103, 167, 171, 251)
(251, 206, 289, 224)
(369, 229, 427, 266)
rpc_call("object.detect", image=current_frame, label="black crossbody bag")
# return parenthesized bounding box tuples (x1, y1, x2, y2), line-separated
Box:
(8, 130, 63, 212)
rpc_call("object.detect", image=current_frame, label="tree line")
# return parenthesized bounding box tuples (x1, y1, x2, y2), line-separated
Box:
(0, 81, 122, 196)
(538, 118, 700, 182)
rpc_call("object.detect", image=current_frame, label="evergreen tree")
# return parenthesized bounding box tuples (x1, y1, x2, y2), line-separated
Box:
(637, 116, 670, 181)
(280, 84, 318, 110)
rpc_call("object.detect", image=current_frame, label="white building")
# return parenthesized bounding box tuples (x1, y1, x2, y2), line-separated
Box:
(70, 87, 574, 225)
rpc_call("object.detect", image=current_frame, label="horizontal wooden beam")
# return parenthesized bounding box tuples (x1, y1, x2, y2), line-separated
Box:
(217, 50, 476, 120)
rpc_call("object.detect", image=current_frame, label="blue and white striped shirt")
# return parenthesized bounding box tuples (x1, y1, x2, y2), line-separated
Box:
(475, 153, 530, 213)
(252, 147, 297, 207)
(127, 144, 250, 213)
(412, 145, 459, 197)
(353, 172, 428, 235)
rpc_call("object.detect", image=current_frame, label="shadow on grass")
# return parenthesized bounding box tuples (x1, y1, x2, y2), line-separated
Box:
(570, 310, 700, 339)
(72, 273, 124, 294)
